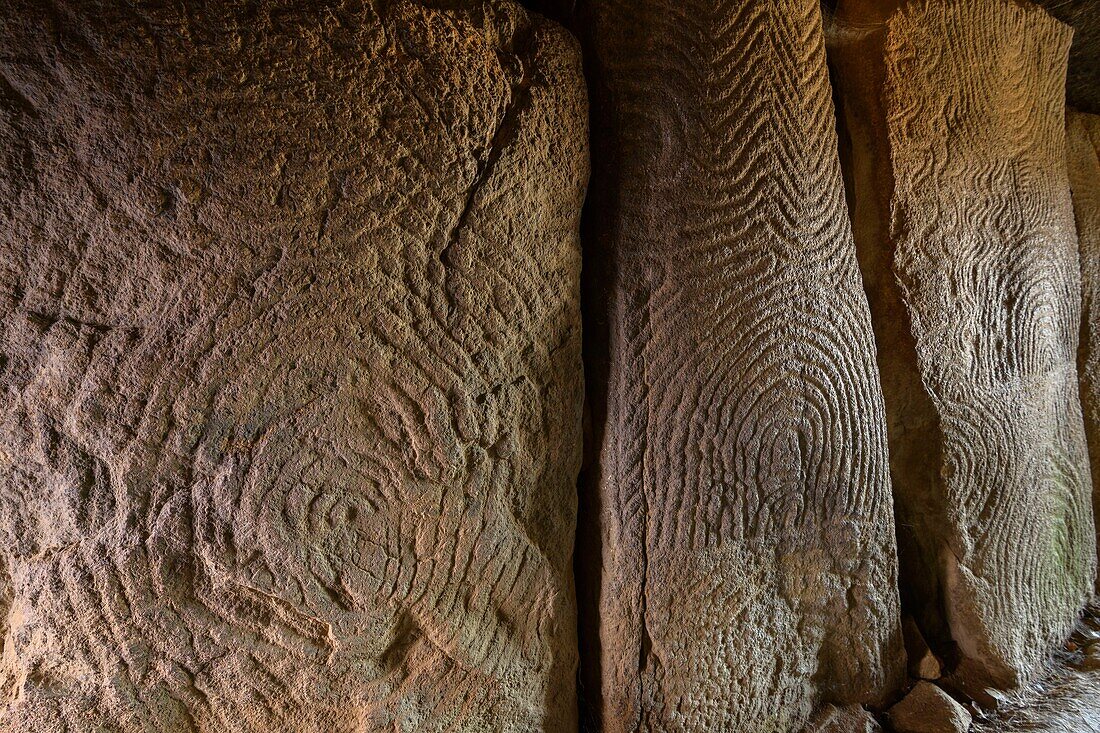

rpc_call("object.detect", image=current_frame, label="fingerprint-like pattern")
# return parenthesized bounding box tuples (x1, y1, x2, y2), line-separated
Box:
(831, 0, 1095, 692)
(578, 0, 903, 729)
(0, 1, 586, 731)
(1067, 109, 1100, 592)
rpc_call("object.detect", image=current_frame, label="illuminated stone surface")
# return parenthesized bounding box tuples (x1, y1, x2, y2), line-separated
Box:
(576, 0, 904, 730)
(831, 0, 1095, 695)
(0, 2, 586, 730)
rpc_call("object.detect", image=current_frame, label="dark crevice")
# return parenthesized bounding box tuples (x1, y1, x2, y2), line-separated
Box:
(554, 0, 620, 729)
(824, 7, 957, 678)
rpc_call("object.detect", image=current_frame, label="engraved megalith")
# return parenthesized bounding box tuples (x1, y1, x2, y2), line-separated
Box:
(0, 2, 587, 730)
(830, 0, 1095, 694)
(576, 0, 905, 729)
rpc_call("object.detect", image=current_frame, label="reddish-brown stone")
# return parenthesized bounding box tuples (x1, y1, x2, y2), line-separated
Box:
(0, 2, 587, 730)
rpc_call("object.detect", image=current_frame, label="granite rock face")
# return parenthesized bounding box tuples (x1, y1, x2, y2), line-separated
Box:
(1067, 109, 1100, 590)
(830, 0, 1095, 694)
(576, 0, 904, 730)
(0, 1, 587, 731)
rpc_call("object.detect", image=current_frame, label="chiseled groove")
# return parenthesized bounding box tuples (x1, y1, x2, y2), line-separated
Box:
(589, 0, 899, 728)
(843, 0, 1092, 688)
(0, 1, 584, 731)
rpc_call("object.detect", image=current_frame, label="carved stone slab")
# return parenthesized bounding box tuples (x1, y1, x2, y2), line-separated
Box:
(0, 2, 587, 730)
(831, 0, 1095, 693)
(577, 0, 904, 729)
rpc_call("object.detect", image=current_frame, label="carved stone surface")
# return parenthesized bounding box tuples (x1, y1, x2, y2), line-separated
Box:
(1067, 109, 1100, 590)
(576, 0, 904, 730)
(831, 0, 1095, 693)
(0, 1, 586, 730)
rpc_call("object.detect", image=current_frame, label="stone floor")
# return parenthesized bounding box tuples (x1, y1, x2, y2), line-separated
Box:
(973, 602, 1100, 732)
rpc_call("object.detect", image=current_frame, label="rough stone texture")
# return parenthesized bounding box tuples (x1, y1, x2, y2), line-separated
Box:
(1067, 108, 1100, 590)
(888, 682, 971, 733)
(802, 704, 883, 733)
(576, 0, 905, 730)
(830, 0, 1096, 694)
(0, 1, 587, 731)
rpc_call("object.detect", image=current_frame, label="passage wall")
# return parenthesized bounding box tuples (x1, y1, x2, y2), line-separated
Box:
(830, 0, 1096, 695)
(0, 2, 587, 730)
(576, 0, 904, 730)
